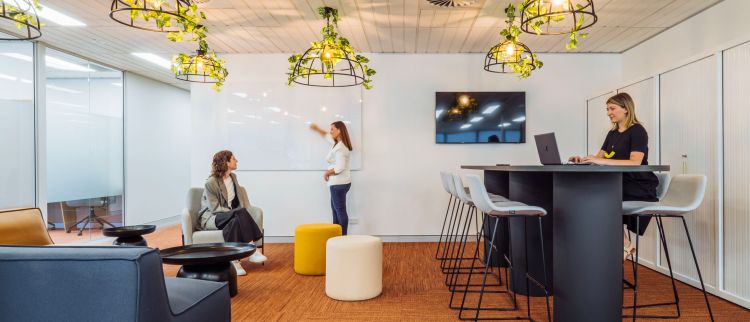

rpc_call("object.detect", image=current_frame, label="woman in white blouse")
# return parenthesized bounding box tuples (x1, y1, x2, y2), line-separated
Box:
(310, 121, 353, 235)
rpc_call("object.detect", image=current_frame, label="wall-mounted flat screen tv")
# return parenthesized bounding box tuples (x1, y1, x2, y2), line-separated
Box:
(435, 92, 526, 144)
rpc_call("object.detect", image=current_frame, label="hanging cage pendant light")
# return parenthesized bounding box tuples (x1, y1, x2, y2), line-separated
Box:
(288, 7, 373, 89)
(0, 0, 41, 40)
(109, 0, 193, 32)
(484, 37, 536, 74)
(520, 0, 597, 35)
(484, 4, 542, 78)
(174, 43, 227, 84)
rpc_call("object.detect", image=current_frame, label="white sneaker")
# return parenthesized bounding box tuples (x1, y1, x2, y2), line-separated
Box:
(232, 260, 247, 276)
(248, 251, 267, 263)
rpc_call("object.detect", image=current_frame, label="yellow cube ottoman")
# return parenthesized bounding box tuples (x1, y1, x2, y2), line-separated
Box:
(294, 223, 342, 275)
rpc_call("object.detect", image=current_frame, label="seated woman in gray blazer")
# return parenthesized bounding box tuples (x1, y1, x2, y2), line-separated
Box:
(199, 150, 266, 275)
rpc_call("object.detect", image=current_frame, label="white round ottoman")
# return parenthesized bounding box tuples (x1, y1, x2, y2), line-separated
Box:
(325, 235, 383, 301)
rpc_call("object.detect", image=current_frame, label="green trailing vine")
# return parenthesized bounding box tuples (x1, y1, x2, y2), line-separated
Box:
(2, 0, 41, 31)
(118, 0, 207, 42)
(520, 0, 590, 50)
(116, 0, 227, 90)
(496, 4, 543, 79)
(287, 7, 376, 89)
(119, 0, 200, 33)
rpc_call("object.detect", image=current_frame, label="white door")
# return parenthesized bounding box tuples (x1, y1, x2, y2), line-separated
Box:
(722, 41, 750, 300)
(659, 56, 718, 288)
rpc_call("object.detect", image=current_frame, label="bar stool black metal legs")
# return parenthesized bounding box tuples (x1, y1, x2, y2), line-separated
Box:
(446, 210, 506, 309)
(436, 192, 455, 259)
(625, 214, 714, 321)
(458, 214, 550, 321)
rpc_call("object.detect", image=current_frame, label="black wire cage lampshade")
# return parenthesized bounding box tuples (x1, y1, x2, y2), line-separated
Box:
(520, 0, 597, 35)
(109, 0, 192, 32)
(0, 0, 41, 40)
(289, 7, 365, 88)
(484, 38, 536, 73)
(174, 48, 226, 83)
(290, 45, 366, 87)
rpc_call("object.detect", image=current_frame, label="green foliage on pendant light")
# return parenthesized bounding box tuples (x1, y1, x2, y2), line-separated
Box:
(2, 0, 42, 35)
(287, 7, 376, 89)
(113, 0, 227, 90)
(493, 4, 543, 79)
(519, 0, 593, 50)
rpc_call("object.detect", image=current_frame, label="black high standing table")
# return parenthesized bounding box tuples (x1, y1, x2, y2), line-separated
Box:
(461, 165, 669, 322)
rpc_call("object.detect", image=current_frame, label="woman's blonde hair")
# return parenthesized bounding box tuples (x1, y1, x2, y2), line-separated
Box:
(607, 92, 640, 130)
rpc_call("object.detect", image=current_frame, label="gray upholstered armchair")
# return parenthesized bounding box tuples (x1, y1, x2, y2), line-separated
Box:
(181, 187, 264, 249)
(0, 245, 230, 322)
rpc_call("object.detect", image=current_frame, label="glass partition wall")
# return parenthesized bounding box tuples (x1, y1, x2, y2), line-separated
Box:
(44, 48, 124, 243)
(0, 41, 36, 210)
(1, 39, 125, 243)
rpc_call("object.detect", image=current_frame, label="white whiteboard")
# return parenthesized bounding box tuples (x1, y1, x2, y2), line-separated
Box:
(192, 80, 362, 171)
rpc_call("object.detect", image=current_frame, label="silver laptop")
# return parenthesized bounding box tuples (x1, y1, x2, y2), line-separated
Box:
(534, 132, 591, 165)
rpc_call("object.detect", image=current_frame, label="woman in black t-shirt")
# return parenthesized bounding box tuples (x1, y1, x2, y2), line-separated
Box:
(569, 92, 659, 260)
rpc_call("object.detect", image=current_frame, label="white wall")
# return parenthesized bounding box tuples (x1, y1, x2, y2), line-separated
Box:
(192, 53, 620, 237)
(621, 0, 750, 81)
(125, 72, 191, 225)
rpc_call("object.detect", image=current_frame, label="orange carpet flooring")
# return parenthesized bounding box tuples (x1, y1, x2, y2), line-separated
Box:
(140, 224, 748, 321)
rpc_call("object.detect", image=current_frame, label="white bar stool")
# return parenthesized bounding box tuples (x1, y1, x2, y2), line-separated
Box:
(460, 174, 551, 321)
(437, 172, 460, 260)
(622, 174, 714, 321)
(441, 172, 508, 274)
(444, 173, 508, 301)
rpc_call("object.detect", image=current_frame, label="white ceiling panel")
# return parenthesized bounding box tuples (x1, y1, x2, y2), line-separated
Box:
(1, 0, 721, 88)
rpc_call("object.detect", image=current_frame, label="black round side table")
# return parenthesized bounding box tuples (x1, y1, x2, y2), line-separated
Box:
(103, 225, 156, 246)
(160, 243, 256, 297)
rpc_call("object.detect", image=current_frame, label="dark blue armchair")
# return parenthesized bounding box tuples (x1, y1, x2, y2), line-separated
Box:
(0, 245, 231, 322)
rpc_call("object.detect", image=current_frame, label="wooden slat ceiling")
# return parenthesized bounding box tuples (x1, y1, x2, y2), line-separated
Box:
(4, 0, 722, 89)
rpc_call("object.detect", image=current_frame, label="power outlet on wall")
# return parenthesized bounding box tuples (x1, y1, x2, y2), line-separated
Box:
(349, 217, 359, 224)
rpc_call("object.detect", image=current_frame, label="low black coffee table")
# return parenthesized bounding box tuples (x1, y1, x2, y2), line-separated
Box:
(160, 243, 256, 297)
(103, 225, 156, 246)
